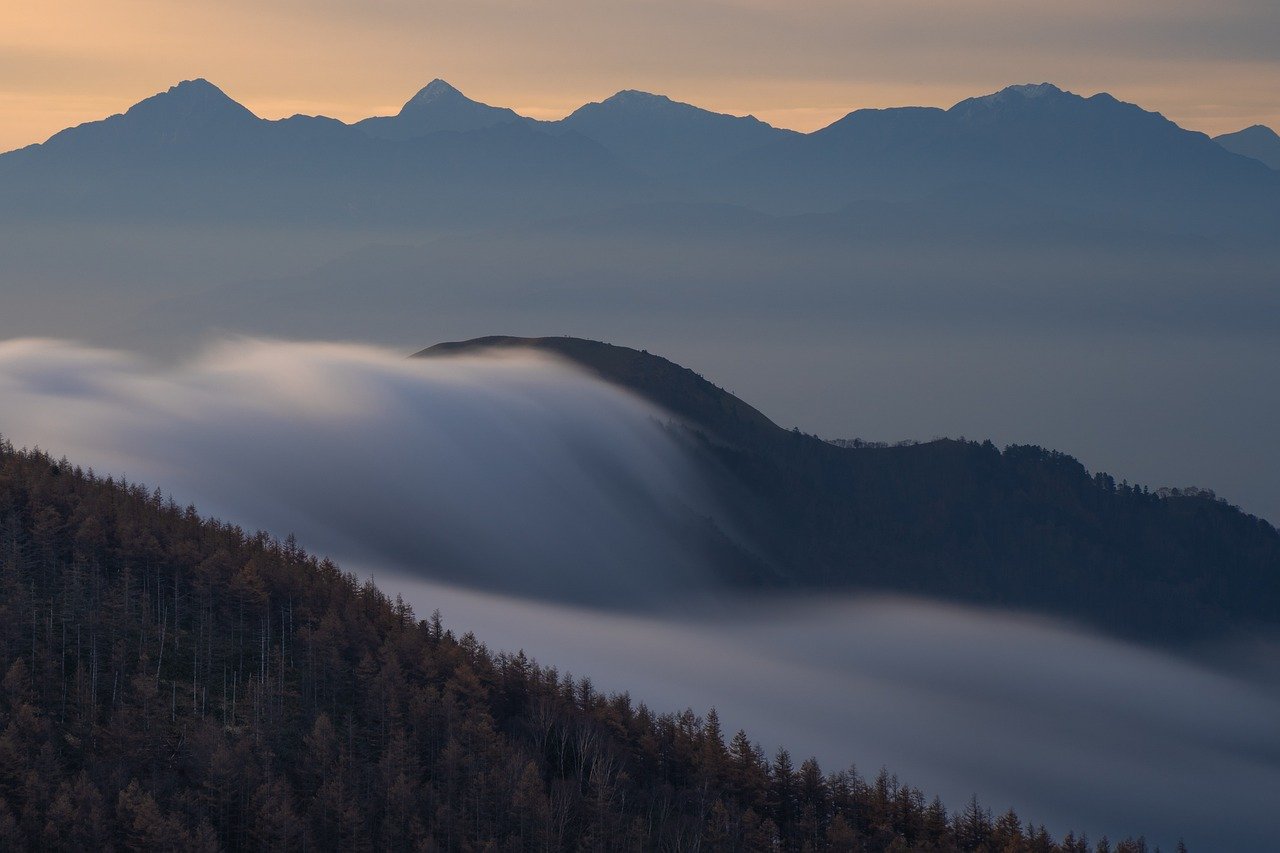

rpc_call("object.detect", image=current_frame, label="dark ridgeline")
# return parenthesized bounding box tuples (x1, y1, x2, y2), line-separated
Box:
(0, 441, 1174, 852)
(419, 337, 1280, 645)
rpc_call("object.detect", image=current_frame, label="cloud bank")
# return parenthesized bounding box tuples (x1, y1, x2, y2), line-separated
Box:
(0, 337, 726, 605)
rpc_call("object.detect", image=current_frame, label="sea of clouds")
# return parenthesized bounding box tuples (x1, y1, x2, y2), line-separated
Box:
(0, 337, 1276, 851)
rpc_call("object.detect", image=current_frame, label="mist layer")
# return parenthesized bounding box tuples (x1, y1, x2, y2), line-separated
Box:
(0, 337, 723, 605)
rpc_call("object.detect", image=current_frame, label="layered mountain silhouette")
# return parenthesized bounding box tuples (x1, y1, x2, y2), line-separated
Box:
(418, 336, 1280, 645)
(709, 83, 1280, 236)
(1215, 124, 1280, 170)
(3, 78, 1276, 239)
(0, 78, 629, 224)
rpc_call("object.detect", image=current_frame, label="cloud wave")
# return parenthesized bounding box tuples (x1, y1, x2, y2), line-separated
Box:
(0, 337, 725, 605)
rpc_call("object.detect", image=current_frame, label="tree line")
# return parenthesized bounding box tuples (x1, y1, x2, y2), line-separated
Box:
(0, 439, 1181, 851)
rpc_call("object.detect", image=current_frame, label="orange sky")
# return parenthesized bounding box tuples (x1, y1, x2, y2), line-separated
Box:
(3, 0, 1278, 152)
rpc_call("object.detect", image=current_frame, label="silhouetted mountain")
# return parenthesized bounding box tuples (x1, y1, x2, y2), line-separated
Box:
(418, 336, 1280, 644)
(0, 80, 632, 225)
(2, 78, 1277, 239)
(720, 83, 1280, 239)
(540, 89, 797, 175)
(1215, 124, 1280, 170)
(354, 79, 522, 139)
(32, 78, 259, 153)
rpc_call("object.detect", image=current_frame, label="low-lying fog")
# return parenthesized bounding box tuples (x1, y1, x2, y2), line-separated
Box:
(393, 582, 1280, 853)
(0, 337, 726, 604)
(0, 338, 1275, 851)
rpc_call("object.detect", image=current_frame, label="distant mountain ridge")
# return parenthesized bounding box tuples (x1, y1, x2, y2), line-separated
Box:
(713, 81, 1279, 235)
(534, 89, 799, 175)
(1215, 124, 1280, 170)
(2, 77, 1276, 238)
(0, 78, 631, 226)
(418, 335, 1280, 645)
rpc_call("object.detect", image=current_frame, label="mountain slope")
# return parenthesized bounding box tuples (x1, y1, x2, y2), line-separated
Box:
(1215, 124, 1280, 169)
(30, 78, 260, 154)
(0, 441, 1147, 851)
(354, 79, 522, 139)
(418, 336, 1280, 644)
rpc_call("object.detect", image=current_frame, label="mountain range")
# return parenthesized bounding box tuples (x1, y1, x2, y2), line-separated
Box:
(2, 77, 1278, 559)
(417, 336, 1280, 645)
(2, 78, 1277, 238)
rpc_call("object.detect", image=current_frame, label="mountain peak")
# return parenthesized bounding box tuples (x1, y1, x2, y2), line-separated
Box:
(403, 79, 465, 111)
(957, 82, 1069, 110)
(602, 90, 674, 106)
(168, 77, 224, 96)
(127, 78, 258, 123)
(999, 82, 1064, 99)
(355, 80, 520, 139)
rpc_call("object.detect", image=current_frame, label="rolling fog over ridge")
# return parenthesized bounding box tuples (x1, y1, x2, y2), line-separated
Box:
(0, 339, 734, 607)
(0, 336, 1277, 850)
(0, 72, 1277, 849)
(2, 76, 1278, 526)
(6, 0, 1280, 846)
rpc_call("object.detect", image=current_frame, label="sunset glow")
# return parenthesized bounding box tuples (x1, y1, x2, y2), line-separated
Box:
(3, 0, 1277, 151)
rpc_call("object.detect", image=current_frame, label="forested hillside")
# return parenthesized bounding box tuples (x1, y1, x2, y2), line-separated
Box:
(0, 440, 1170, 851)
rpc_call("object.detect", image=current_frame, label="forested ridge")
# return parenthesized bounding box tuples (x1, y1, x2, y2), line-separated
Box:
(420, 337, 1280, 643)
(0, 440, 1186, 851)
